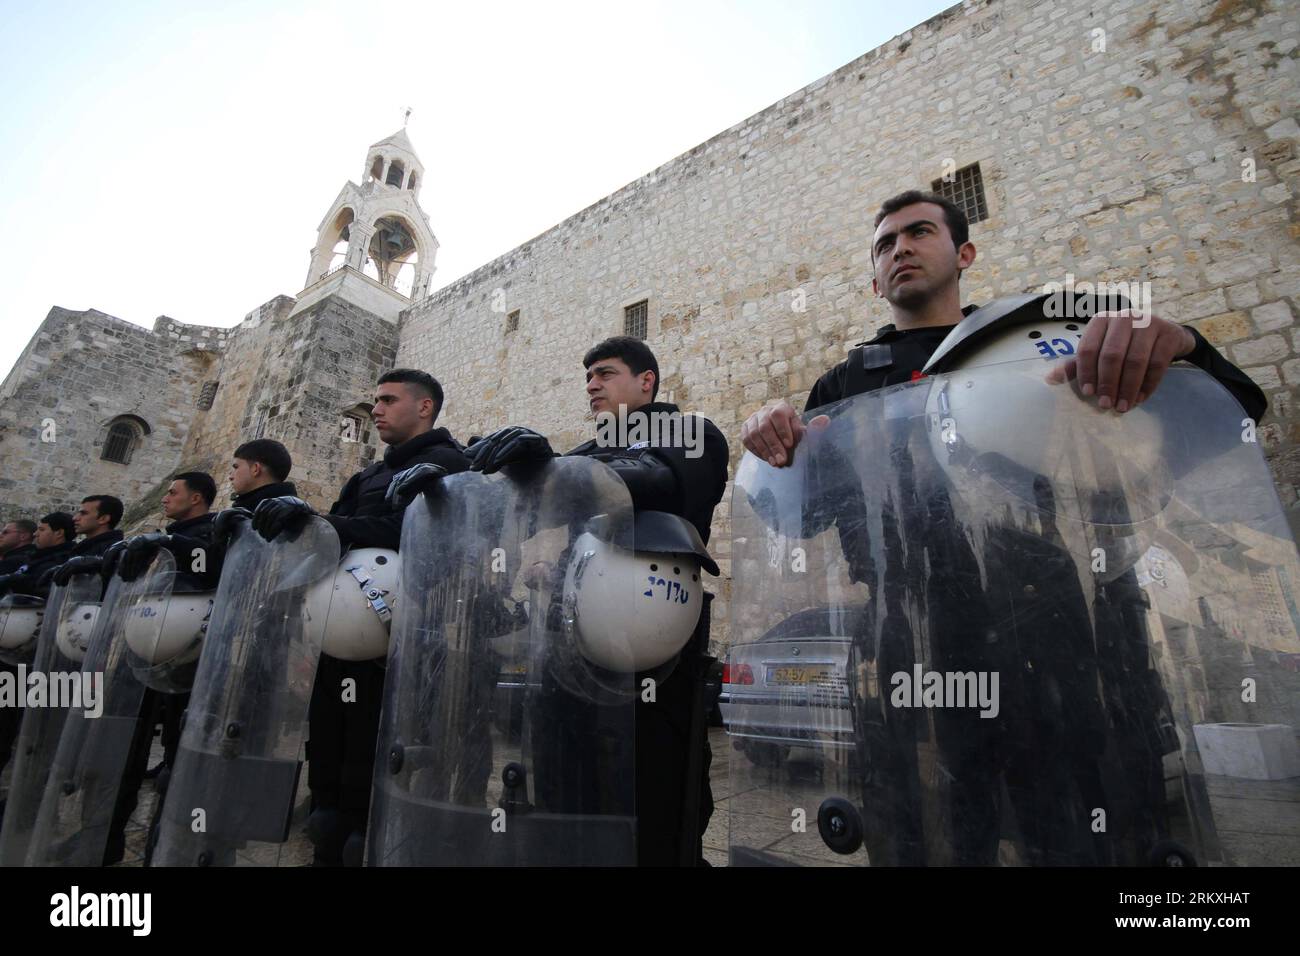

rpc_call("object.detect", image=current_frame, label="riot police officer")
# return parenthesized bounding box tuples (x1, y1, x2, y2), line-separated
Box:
(250, 369, 471, 866)
(734, 190, 1267, 866)
(464, 336, 729, 866)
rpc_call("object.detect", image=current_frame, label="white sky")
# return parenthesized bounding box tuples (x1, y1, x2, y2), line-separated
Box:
(0, 0, 955, 380)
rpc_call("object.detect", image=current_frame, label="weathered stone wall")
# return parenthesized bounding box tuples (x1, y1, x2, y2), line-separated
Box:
(281, 296, 399, 506)
(2, 0, 1297, 647)
(396, 0, 1300, 642)
(0, 308, 226, 523)
(130, 294, 398, 531)
(159, 296, 301, 525)
(0, 292, 398, 536)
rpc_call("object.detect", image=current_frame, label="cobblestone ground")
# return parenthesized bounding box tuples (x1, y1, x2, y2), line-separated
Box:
(112, 728, 735, 867)
(34, 726, 1300, 868)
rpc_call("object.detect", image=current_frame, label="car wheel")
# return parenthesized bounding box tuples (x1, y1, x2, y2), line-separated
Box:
(742, 740, 787, 769)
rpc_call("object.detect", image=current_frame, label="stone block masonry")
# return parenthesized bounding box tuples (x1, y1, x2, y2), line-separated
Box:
(397, 0, 1300, 641)
(0, 308, 226, 522)
(1, 0, 1296, 650)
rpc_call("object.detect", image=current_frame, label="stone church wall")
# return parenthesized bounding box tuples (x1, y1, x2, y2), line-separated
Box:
(0, 308, 226, 522)
(397, 0, 1300, 638)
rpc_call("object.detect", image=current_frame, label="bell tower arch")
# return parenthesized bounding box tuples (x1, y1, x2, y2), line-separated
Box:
(303, 128, 440, 311)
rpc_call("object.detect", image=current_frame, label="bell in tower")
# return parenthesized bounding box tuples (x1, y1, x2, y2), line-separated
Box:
(300, 127, 440, 320)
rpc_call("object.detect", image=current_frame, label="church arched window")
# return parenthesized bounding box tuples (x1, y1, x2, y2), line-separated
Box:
(326, 207, 355, 276)
(386, 159, 405, 188)
(100, 415, 150, 465)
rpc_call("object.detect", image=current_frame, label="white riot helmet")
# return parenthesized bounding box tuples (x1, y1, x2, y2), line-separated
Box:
(123, 589, 214, 690)
(924, 312, 1167, 523)
(563, 511, 718, 673)
(0, 596, 44, 664)
(304, 548, 400, 661)
(57, 602, 101, 663)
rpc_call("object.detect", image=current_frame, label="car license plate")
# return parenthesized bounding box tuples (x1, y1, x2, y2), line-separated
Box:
(766, 664, 834, 685)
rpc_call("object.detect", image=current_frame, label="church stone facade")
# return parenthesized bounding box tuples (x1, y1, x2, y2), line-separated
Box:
(1, 0, 1298, 640)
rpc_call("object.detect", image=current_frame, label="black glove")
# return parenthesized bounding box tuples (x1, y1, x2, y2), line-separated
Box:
(468, 426, 554, 475)
(52, 555, 104, 587)
(119, 532, 172, 582)
(36, 566, 58, 590)
(101, 539, 129, 582)
(386, 463, 449, 511)
(212, 507, 253, 549)
(252, 496, 315, 542)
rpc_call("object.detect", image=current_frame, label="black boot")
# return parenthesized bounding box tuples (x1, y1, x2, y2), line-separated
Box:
(307, 809, 347, 866)
(342, 830, 366, 868)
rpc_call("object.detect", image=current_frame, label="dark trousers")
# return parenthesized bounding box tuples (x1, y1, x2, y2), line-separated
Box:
(0, 664, 20, 779)
(104, 688, 193, 865)
(635, 656, 716, 867)
(306, 653, 386, 849)
(104, 689, 159, 864)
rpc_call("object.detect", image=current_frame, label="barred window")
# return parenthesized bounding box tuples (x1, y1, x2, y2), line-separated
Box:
(624, 300, 648, 340)
(931, 163, 988, 225)
(340, 403, 373, 445)
(506, 309, 520, 334)
(250, 406, 269, 440)
(101, 416, 148, 465)
(196, 380, 219, 410)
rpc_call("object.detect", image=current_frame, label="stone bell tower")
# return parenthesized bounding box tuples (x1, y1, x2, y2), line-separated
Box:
(296, 128, 440, 323)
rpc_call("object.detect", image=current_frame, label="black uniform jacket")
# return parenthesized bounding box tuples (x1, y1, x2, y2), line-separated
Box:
(806, 303, 1267, 423)
(0, 544, 36, 576)
(565, 401, 729, 545)
(70, 529, 124, 558)
(325, 427, 471, 551)
(162, 512, 218, 590)
(232, 480, 299, 512)
(0, 540, 76, 598)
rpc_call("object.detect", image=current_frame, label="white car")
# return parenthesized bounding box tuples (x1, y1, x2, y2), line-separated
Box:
(721, 607, 860, 769)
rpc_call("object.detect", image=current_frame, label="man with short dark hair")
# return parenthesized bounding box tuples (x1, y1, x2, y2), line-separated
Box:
(250, 368, 471, 865)
(460, 337, 729, 866)
(742, 190, 1265, 459)
(0, 515, 65, 778)
(0, 513, 76, 598)
(50, 496, 127, 592)
(172, 471, 217, 509)
(735, 189, 1267, 865)
(71, 495, 125, 558)
(230, 439, 296, 509)
(93, 470, 222, 864)
(112, 472, 219, 586)
(0, 520, 36, 575)
(0, 512, 77, 777)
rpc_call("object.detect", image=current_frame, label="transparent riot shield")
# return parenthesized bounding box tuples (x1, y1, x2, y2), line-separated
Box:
(0, 573, 103, 866)
(0, 593, 46, 667)
(367, 457, 636, 865)
(26, 551, 177, 866)
(726, 360, 1300, 867)
(123, 579, 214, 696)
(151, 515, 339, 866)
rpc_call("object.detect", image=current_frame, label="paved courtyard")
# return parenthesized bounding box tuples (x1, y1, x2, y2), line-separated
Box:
(7, 726, 1285, 867)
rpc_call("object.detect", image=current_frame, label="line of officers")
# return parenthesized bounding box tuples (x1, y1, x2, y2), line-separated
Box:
(0, 336, 730, 867)
(0, 190, 1272, 868)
